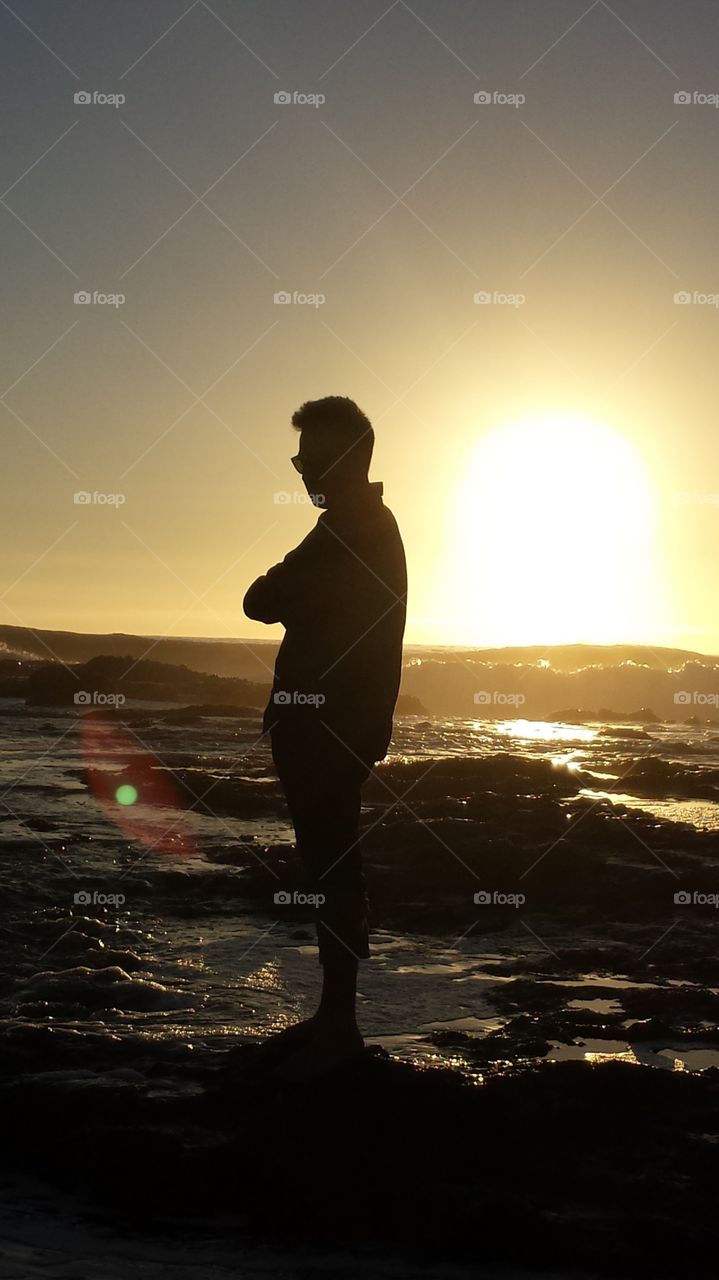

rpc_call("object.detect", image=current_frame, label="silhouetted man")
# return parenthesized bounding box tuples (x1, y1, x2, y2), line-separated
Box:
(243, 397, 406, 1080)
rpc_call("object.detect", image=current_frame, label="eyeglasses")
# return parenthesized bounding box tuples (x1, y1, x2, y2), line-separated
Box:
(291, 454, 304, 475)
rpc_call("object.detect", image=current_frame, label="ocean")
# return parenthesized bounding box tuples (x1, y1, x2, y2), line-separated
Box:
(2, 691, 719, 1276)
(2, 699, 718, 1072)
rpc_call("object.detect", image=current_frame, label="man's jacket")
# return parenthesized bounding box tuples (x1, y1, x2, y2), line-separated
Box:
(243, 482, 407, 765)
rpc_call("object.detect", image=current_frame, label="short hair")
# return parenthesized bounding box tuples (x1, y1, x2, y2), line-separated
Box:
(291, 396, 374, 476)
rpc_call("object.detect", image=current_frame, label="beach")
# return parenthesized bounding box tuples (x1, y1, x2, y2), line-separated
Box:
(1, 667, 719, 1276)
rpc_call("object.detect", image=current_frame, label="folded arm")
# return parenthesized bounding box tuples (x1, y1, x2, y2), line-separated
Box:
(243, 527, 326, 625)
(243, 561, 293, 624)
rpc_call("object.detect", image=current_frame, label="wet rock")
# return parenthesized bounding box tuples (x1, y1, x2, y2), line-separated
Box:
(2, 1035, 718, 1277)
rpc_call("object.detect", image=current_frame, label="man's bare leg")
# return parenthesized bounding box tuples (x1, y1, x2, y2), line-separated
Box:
(256, 931, 360, 1065)
(276, 944, 364, 1080)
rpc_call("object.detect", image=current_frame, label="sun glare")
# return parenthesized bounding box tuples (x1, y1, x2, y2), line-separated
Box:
(441, 410, 664, 647)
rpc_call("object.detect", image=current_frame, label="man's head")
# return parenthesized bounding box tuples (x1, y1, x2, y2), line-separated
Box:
(291, 397, 374, 507)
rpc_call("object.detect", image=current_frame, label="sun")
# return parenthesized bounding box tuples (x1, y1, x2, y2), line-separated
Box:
(440, 410, 664, 648)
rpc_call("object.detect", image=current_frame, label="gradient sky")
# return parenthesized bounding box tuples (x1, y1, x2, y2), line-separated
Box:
(2, 0, 719, 651)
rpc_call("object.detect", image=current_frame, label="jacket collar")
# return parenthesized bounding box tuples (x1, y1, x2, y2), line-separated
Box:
(322, 481, 384, 518)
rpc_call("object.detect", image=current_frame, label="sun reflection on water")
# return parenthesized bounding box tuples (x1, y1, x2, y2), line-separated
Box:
(495, 719, 599, 744)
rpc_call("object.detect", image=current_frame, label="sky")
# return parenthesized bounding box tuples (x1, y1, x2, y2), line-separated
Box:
(2, 0, 719, 652)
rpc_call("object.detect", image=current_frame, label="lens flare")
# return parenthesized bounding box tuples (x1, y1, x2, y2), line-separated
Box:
(80, 711, 196, 856)
(115, 783, 139, 806)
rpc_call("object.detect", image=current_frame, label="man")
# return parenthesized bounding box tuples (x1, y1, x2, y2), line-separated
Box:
(243, 396, 407, 1080)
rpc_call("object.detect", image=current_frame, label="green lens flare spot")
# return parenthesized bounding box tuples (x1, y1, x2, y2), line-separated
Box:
(115, 784, 138, 807)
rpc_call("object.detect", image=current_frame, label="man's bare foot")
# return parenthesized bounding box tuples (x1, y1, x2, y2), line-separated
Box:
(275, 1024, 364, 1082)
(253, 1015, 321, 1063)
